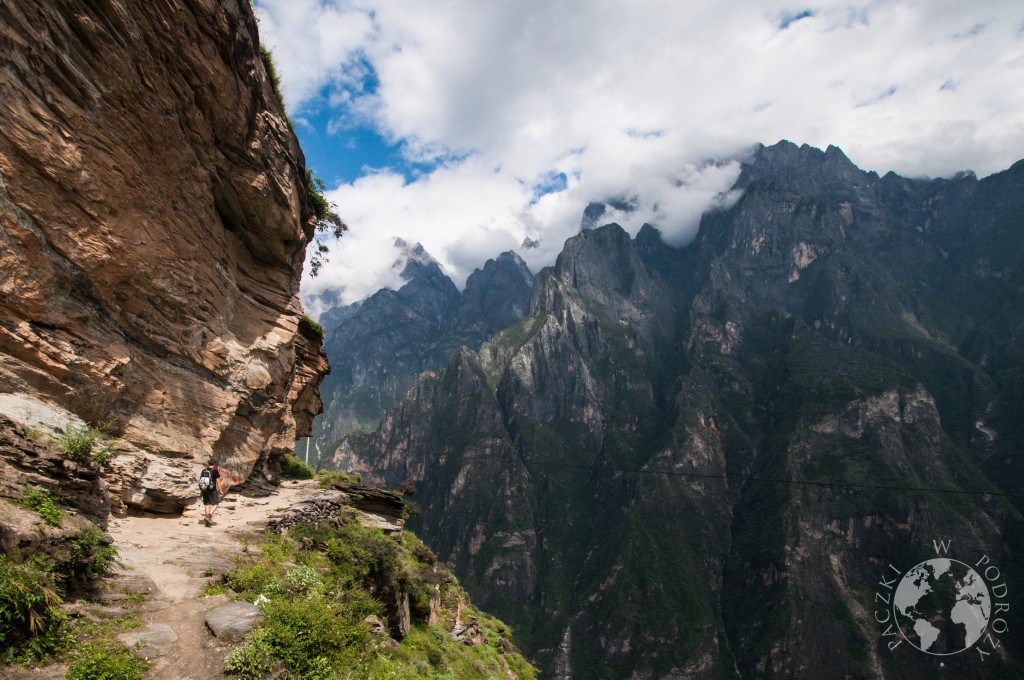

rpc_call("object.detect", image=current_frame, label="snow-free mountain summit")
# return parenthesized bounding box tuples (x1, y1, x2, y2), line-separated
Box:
(324, 142, 1024, 679)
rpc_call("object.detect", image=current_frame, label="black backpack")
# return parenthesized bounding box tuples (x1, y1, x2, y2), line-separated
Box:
(199, 467, 214, 491)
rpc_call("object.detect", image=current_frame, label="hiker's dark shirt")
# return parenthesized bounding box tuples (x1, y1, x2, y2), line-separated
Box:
(202, 467, 221, 505)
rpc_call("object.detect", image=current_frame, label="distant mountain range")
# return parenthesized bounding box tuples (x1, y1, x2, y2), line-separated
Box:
(308, 239, 534, 462)
(315, 141, 1024, 678)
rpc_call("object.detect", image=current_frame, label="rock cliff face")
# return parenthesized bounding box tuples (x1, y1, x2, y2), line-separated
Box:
(317, 244, 533, 459)
(336, 143, 1024, 678)
(0, 0, 326, 512)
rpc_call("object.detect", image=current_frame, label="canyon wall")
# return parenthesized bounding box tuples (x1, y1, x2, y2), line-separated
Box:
(0, 0, 327, 512)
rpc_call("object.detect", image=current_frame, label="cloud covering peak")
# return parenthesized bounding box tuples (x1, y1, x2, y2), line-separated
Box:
(255, 0, 1024, 309)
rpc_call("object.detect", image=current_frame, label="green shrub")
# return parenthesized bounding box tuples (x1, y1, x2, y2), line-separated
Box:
(316, 469, 361, 488)
(280, 454, 315, 480)
(58, 424, 104, 462)
(12, 489, 64, 527)
(0, 556, 65, 659)
(298, 314, 325, 343)
(289, 519, 352, 548)
(226, 591, 379, 679)
(284, 564, 329, 598)
(65, 643, 147, 680)
(224, 626, 275, 679)
(72, 525, 118, 581)
(259, 536, 293, 563)
(226, 562, 277, 600)
(305, 169, 347, 277)
(220, 520, 536, 679)
(201, 580, 227, 597)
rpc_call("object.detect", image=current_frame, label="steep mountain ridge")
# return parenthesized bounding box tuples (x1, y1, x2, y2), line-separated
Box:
(314, 246, 534, 458)
(334, 142, 1024, 678)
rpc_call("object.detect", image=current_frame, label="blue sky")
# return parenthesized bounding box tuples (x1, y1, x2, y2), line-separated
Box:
(297, 109, 406, 186)
(293, 67, 434, 186)
(254, 0, 1024, 314)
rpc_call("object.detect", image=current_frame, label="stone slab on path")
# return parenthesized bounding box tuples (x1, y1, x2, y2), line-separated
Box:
(205, 600, 264, 642)
(118, 622, 178, 660)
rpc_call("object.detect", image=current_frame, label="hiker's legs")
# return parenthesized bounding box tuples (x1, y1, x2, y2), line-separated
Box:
(202, 491, 220, 524)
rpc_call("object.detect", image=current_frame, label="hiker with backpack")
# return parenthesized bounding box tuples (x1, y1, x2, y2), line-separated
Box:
(199, 459, 225, 526)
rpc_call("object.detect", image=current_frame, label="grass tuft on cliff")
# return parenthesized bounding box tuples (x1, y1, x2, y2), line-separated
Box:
(220, 517, 536, 679)
(259, 45, 287, 120)
(11, 488, 64, 527)
(257, 44, 347, 278)
(299, 314, 326, 342)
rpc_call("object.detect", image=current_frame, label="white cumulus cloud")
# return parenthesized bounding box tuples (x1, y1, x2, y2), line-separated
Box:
(255, 0, 1024, 310)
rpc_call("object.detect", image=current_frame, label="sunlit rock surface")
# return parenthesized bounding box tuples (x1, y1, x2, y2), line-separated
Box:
(0, 0, 326, 512)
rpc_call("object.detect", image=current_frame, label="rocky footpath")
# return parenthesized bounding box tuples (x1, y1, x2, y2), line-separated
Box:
(3, 477, 472, 679)
(1, 408, 534, 678)
(0, 0, 326, 513)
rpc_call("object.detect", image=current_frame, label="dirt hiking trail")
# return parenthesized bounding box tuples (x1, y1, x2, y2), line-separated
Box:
(105, 480, 321, 679)
(6, 480, 322, 680)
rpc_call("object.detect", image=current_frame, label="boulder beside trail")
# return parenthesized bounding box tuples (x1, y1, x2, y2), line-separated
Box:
(205, 600, 264, 643)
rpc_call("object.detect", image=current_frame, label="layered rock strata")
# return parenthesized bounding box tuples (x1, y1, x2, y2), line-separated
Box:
(0, 0, 326, 512)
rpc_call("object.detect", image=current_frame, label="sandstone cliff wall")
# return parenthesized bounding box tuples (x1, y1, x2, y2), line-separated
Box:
(0, 0, 327, 512)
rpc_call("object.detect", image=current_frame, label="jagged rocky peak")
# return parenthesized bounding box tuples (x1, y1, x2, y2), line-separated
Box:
(459, 251, 535, 330)
(367, 238, 460, 320)
(0, 0, 327, 513)
(580, 198, 638, 230)
(555, 223, 643, 292)
(392, 237, 448, 281)
(735, 139, 875, 200)
(313, 243, 535, 454)
(538, 223, 676, 343)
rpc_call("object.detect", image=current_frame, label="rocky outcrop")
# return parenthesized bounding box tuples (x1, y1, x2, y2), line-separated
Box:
(0, 413, 120, 631)
(204, 601, 264, 643)
(266, 483, 406, 536)
(0, 414, 110, 524)
(0, 0, 327, 512)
